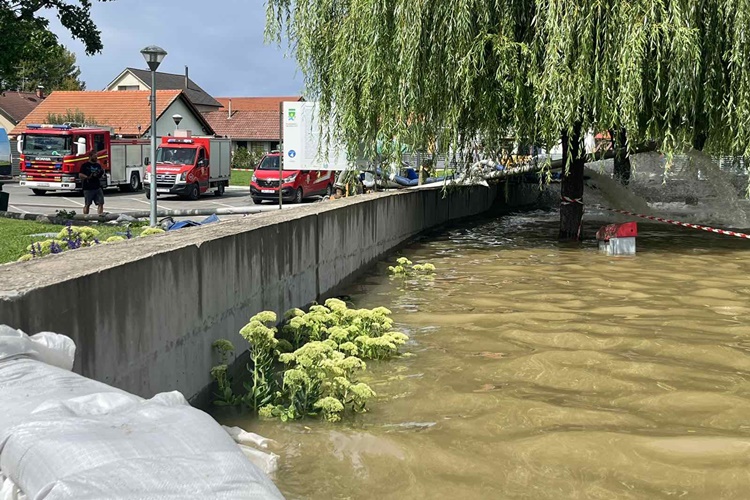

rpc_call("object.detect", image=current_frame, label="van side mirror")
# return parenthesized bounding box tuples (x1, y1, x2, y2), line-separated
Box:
(144, 157, 150, 166)
(76, 138, 86, 156)
(16, 137, 22, 155)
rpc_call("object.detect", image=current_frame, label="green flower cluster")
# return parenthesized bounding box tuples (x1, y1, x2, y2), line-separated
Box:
(17, 225, 166, 262)
(210, 299, 409, 422)
(388, 257, 436, 276)
(139, 227, 166, 237)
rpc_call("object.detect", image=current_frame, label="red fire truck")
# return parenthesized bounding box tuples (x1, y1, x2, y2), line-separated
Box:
(143, 131, 230, 200)
(17, 124, 147, 195)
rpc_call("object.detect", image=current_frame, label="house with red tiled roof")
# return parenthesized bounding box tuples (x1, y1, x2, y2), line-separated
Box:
(205, 97, 304, 154)
(0, 88, 46, 135)
(11, 90, 214, 138)
(106, 67, 222, 113)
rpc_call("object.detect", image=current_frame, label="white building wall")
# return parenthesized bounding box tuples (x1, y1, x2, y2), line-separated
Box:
(0, 116, 14, 134)
(107, 73, 147, 91)
(153, 99, 210, 138)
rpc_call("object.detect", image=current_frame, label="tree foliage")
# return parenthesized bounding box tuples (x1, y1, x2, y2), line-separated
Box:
(46, 109, 96, 125)
(0, 0, 110, 91)
(266, 0, 750, 161)
(9, 45, 85, 92)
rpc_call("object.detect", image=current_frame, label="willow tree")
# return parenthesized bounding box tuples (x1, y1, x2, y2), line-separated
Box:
(267, 0, 750, 240)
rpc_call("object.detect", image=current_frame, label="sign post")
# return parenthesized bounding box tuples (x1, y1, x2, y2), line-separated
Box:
(278, 101, 283, 210)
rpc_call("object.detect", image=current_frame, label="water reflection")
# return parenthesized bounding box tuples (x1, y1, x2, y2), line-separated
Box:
(222, 212, 750, 499)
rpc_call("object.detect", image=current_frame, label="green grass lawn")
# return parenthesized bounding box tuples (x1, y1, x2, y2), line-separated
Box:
(0, 218, 132, 264)
(230, 169, 253, 186)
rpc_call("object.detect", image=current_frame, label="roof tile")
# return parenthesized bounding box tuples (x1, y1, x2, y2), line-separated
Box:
(203, 110, 280, 140)
(11, 90, 185, 136)
(124, 68, 222, 109)
(0, 92, 45, 124)
(215, 96, 303, 112)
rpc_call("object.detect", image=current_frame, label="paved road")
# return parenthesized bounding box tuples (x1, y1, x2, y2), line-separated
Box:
(1, 182, 294, 216)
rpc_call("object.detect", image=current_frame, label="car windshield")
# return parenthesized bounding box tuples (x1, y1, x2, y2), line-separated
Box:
(157, 147, 196, 165)
(257, 155, 280, 170)
(22, 134, 72, 156)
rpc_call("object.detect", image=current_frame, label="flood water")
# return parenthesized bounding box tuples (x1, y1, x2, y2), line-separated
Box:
(223, 209, 750, 499)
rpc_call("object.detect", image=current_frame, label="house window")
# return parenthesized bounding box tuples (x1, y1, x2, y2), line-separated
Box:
(117, 85, 140, 91)
(94, 134, 105, 153)
(235, 141, 248, 150)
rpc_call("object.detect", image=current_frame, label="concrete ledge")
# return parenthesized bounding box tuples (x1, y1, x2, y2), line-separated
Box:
(0, 185, 498, 400)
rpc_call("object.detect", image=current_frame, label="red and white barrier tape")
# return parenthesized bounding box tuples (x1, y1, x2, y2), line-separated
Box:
(560, 196, 750, 239)
(593, 205, 750, 239)
(561, 196, 584, 206)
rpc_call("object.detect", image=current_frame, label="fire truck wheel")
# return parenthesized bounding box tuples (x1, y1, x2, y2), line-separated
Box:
(121, 173, 141, 193)
(32, 189, 46, 196)
(294, 188, 304, 204)
(145, 189, 153, 200)
(252, 197, 263, 205)
(188, 183, 200, 201)
(215, 183, 225, 197)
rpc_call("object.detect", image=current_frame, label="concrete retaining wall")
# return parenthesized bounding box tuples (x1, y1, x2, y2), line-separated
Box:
(0, 185, 501, 401)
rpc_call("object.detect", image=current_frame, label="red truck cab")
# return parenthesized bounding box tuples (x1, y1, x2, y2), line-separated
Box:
(144, 133, 230, 200)
(250, 152, 334, 204)
(16, 124, 147, 195)
(18, 124, 108, 194)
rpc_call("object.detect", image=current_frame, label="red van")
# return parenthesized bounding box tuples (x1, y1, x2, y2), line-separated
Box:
(250, 152, 334, 204)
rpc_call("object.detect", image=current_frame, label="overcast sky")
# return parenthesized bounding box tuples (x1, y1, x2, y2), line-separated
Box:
(47, 0, 304, 97)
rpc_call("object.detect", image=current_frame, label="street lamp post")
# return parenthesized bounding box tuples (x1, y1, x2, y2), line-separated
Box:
(140, 45, 167, 227)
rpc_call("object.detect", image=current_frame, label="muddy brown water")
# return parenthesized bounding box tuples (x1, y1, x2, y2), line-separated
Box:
(221, 211, 750, 499)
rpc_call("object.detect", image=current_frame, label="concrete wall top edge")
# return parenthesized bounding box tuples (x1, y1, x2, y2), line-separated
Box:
(0, 187, 458, 296)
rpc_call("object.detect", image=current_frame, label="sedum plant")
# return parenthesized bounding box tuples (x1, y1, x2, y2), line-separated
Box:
(239, 311, 279, 412)
(139, 227, 166, 237)
(388, 257, 437, 276)
(212, 300, 408, 422)
(210, 339, 242, 406)
(17, 222, 165, 261)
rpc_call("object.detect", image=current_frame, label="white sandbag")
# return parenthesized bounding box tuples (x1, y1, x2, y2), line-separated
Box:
(223, 426, 276, 449)
(0, 475, 26, 500)
(0, 326, 284, 499)
(238, 445, 280, 476)
(0, 325, 75, 370)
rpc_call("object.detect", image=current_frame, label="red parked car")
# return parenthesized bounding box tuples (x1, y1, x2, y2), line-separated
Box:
(250, 152, 334, 204)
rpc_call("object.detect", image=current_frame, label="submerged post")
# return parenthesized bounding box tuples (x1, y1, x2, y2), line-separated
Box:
(559, 123, 585, 241)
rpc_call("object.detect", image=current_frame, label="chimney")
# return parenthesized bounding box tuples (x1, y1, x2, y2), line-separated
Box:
(36, 85, 44, 99)
(184, 66, 189, 89)
(228, 99, 232, 119)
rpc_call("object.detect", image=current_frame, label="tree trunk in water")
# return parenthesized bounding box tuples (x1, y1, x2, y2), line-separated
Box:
(559, 123, 585, 242)
(613, 128, 630, 185)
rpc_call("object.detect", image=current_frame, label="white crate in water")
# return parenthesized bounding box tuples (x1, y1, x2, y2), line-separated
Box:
(598, 236, 636, 256)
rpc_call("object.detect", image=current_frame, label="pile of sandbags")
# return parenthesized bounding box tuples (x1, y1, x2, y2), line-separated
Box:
(0, 325, 283, 500)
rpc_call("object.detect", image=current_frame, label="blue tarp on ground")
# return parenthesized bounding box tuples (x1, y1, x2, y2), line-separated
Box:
(166, 214, 220, 231)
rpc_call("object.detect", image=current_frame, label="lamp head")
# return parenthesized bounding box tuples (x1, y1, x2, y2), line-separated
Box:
(140, 45, 167, 71)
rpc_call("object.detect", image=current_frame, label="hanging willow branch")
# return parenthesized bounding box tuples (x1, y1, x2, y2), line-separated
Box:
(266, 0, 750, 163)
